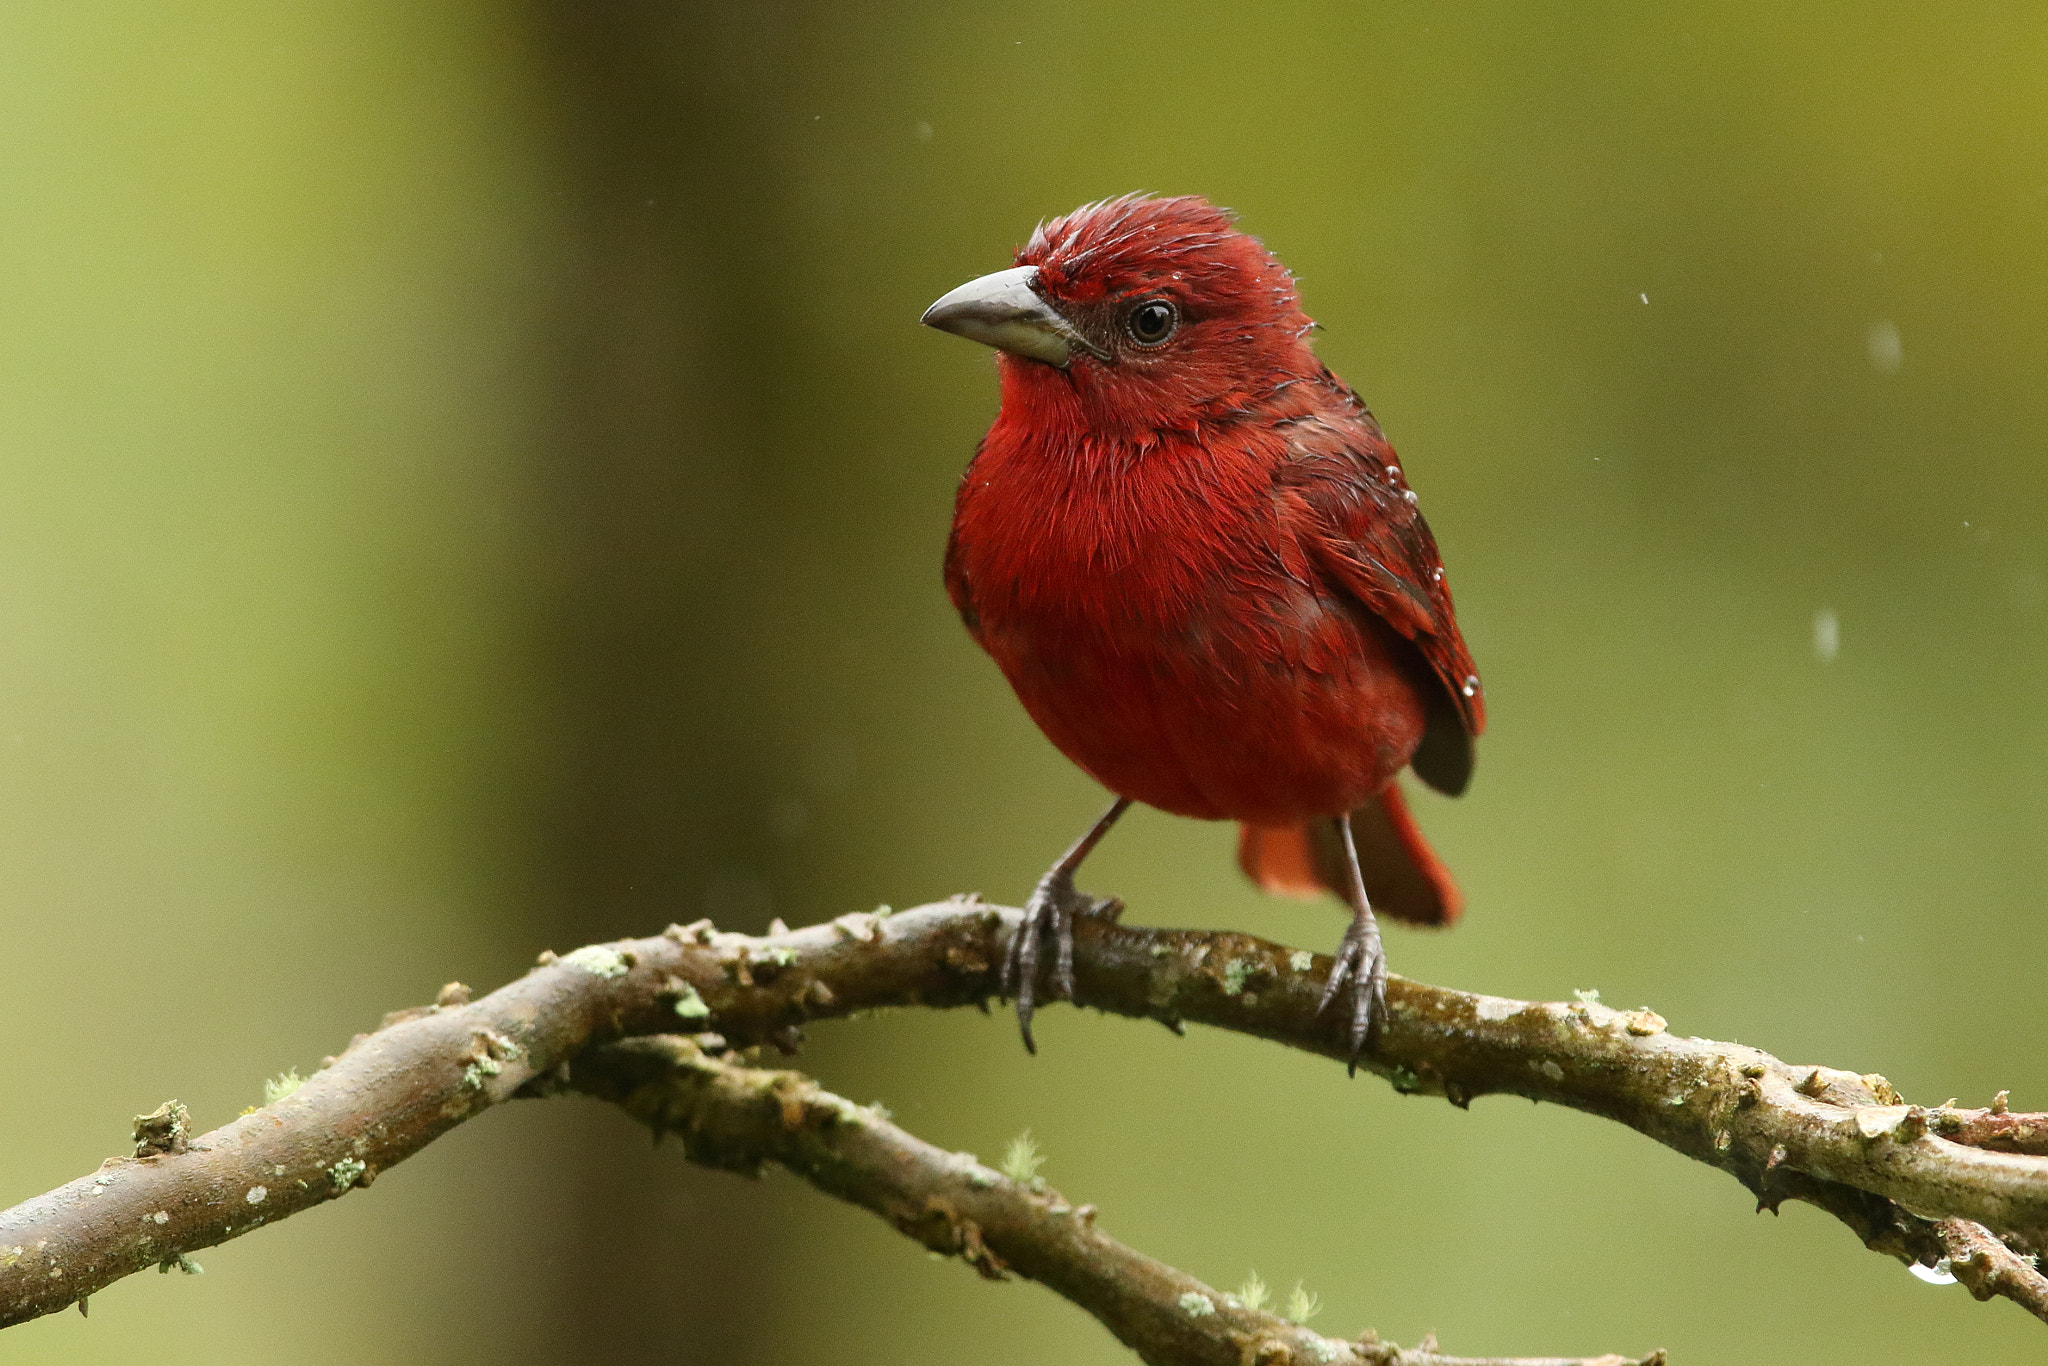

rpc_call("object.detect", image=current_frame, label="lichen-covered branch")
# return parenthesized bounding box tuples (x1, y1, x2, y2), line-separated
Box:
(0, 972, 590, 1326)
(3, 897, 2042, 1336)
(553, 1035, 1660, 1366)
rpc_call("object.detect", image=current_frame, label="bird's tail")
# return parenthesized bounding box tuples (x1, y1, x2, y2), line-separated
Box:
(1235, 783, 1463, 927)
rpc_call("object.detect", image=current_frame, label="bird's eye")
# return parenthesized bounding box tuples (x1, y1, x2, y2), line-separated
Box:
(1125, 299, 1178, 346)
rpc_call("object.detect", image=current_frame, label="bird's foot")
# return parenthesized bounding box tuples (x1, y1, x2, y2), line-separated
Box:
(1002, 869, 1122, 1054)
(1317, 905, 1388, 1074)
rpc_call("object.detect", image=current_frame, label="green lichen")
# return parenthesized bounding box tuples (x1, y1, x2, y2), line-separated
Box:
(764, 947, 798, 967)
(328, 1157, 367, 1190)
(1221, 959, 1253, 997)
(1387, 1065, 1421, 1094)
(1235, 1269, 1269, 1312)
(1000, 1129, 1044, 1183)
(480, 1029, 522, 1062)
(1177, 1292, 1214, 1318)
(1283, 1282, 1321, 1324)
(1300, 1337, 1341, 1363)
(1572, 987, 1601, 1005)
(1288, 950, 1314, 973)
(673, 984, 712, 1020)
(562, 945, 630, 979)
(262, 1070, 305, 1105)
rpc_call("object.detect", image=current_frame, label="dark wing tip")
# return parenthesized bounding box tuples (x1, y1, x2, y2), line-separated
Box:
(1410, 714, 1473, 796)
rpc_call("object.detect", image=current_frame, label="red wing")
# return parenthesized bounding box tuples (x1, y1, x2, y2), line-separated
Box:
(1274, 377, 1484, 790)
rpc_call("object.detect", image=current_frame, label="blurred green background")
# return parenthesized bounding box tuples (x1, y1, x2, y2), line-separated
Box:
(3, 2, 2044, 1361)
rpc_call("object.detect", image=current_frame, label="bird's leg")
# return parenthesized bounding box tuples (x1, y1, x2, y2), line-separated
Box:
(1002, 796, 1131, 1053)
(1317, 812, 1388, 1074)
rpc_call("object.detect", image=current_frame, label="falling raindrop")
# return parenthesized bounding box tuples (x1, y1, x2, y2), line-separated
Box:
(1813, 608, 1840, 663)
(1867, 320, 1903, 373)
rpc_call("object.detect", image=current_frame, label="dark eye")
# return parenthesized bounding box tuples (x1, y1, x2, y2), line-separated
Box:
(1125, 299, 1178, 346)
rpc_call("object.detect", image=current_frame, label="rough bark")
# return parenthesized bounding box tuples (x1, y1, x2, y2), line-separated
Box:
(4, 898, 2041, 1342)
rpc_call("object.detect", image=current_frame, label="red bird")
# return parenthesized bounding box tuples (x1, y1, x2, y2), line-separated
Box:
(922, 194, 1484, 1063)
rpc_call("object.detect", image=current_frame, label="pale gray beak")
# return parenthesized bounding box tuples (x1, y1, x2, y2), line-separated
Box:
(920, 265, 1096, 367)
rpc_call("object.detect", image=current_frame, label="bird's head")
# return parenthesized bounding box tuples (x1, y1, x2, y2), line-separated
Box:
(922, 194, 1320, 435)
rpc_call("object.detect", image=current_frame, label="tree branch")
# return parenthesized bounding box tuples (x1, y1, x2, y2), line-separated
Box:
(1934, 1219, 2048, 1324)
(3, 897, 2041, 1340)
(556, 1036, 1661, 1366)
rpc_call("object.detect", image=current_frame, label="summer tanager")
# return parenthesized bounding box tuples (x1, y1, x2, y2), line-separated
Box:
(923, 194, 1483, 1064)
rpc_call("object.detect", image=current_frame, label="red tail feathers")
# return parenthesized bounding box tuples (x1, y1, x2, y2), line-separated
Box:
(1236, 782, 1463, 927)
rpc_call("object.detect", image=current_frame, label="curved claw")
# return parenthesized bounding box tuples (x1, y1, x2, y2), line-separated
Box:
(1317, 907, 1387, 1074)
(1003, 876, 1119, 1054)
(1054, 894, 1124, 999)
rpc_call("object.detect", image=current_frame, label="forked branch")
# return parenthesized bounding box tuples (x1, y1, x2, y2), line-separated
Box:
(558, 1036, 1660, 1365)
(1, 897, 2040, 1348)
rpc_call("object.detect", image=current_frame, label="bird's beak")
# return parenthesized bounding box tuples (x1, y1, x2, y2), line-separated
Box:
(920, 265, 1095, 368)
